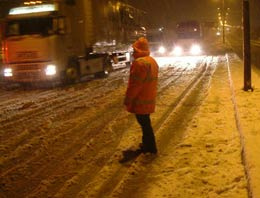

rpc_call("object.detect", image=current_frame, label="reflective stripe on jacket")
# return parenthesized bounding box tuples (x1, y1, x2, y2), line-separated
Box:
(124, 56, 159, 114)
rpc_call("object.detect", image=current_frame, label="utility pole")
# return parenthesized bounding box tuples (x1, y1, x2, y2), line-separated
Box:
(243, 0, 252, 91)
(222, 0, 225, 44)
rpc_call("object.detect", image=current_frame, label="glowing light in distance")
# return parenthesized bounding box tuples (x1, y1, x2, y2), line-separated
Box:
(158, 46, 166, 54)
(172, 46, 183, 56)
(190, 45, 201, 55)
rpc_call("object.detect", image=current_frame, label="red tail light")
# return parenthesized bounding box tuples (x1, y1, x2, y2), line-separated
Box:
(2, 41, 9, 63)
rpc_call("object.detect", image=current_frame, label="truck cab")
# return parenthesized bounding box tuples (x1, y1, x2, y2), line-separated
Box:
(1, 1, 138, 84)
(146, 28, 169, 56)
(2, 4, 70, 83)
(172, 21, 203, 56)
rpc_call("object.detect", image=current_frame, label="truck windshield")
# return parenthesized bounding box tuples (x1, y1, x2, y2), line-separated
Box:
(147, 32, 164, 43)
(5, 17, 53, 37)
(176, 21, 201, 39)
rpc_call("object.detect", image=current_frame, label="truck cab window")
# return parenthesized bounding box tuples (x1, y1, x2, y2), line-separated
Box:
(176, 21, 202, 39)
(6, 17, 54, 37)
(6, 23, 19, 36)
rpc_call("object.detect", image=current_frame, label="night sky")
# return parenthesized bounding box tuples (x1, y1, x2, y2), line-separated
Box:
(128, 0, 259, 29)
(0, 0, 258, 29)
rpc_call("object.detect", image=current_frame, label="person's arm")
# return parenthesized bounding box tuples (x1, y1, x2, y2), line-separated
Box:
(124, 60, 147, 105)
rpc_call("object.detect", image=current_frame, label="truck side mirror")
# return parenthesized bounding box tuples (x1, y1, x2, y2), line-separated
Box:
(53, 17, 66, 35)
(57, 18, 66, 35)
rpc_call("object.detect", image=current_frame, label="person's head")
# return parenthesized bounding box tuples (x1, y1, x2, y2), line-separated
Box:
(132, 37, 150, 59)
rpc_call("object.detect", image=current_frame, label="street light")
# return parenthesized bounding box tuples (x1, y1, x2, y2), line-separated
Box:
(216, 1, 228, 44)
(216, 0, 252, 91)
(222, 0, 225, 44)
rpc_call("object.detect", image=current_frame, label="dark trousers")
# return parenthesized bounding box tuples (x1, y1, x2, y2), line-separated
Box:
(135, 114, 157, 153)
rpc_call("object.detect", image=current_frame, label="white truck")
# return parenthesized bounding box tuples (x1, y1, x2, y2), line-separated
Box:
(146, 28, 170, 56)
(172, 21, 203, 56)
(1, 0, 144, 84)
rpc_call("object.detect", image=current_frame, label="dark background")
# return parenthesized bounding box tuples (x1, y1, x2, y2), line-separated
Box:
(128, 0, 259, 28)
(0, 0, 259, 36)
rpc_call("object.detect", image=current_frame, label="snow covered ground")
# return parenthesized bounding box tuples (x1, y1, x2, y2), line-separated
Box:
(228, 54, 260, 198)
(0, 51, 259, 198)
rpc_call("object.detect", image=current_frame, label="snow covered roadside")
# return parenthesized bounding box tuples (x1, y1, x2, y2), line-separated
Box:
(228, 54, 260, 198)
(105, 55, 249, 198)
(136, 56, 249, 198)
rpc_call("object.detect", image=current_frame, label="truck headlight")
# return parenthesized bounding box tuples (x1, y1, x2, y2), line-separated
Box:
(45, 64, 56, 76)
(172, 46, 183, 56)
(190, 45, 201, 55)
(158, 46, 166, 54)
(4, 68, 13, 77)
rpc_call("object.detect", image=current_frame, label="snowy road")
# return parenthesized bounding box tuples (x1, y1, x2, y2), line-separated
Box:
(0, 55, 248, 198)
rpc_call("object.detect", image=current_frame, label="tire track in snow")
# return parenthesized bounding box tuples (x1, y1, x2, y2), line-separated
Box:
(68, 57, 213, 198)
(24, 64, 190, 198)
(0, 57, 207, 198)
(107, 56, 218, 198)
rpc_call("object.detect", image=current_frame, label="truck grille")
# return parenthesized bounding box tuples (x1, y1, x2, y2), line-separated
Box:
(5, 62, 58, 82)
(14, 71, 42, 81)
(11, 63, 45, 82)
(13, 64, 42, 71)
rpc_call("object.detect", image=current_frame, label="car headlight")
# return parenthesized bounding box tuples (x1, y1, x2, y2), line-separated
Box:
(158, 46, 166, 54)
(190, 45, 201, 55)
(172, 46, 183, 56)
(4, 68, 13, 77)
(45, 64, 56, 76)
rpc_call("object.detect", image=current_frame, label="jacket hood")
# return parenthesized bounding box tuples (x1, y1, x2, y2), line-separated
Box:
(132, 37, 150, 59)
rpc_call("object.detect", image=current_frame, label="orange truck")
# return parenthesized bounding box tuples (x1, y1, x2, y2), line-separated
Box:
(0, 20, 3, 66)
(1, 0, 144, 84)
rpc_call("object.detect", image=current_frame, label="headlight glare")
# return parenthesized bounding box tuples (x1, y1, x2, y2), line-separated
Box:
(4, 68, 13, 77)
(45, 64, 56, 76)
(158, 46, 166, 54)
(172, 46, 183, 56)
(190, 45, 201, 55)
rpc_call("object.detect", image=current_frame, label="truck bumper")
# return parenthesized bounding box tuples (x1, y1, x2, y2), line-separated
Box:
(2, 62, 60, 82)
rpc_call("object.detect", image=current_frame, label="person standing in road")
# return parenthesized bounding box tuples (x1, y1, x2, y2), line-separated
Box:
(124, 37, 159, 154)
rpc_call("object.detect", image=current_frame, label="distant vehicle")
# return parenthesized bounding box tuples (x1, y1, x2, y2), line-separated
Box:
(146, 28, 169, 56)
(172, 21, 203, 56)
(1, 0, 144, 84)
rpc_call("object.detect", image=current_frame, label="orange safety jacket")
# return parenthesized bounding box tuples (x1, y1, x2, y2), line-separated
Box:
(124, 56, 159, 114)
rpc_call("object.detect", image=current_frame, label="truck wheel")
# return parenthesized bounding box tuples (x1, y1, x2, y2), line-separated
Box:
(94, 56, 112, 78)
(65, 60, 80, 84)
